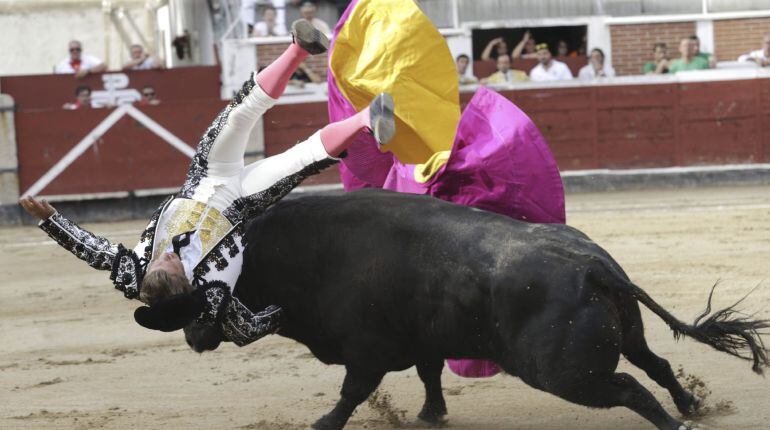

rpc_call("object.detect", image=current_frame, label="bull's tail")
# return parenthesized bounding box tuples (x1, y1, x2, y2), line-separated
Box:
(621, 278, 770, 374)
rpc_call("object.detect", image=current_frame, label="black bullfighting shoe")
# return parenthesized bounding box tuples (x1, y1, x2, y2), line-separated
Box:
(369, 92, 395, 146)
(291, 19, 329, 55)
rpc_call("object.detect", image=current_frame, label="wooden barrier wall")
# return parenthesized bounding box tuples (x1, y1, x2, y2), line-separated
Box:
(264, 78, 770, 172)
(5, 71, 769, 197)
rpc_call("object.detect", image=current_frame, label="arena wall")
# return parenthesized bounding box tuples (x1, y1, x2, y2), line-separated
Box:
(0, 0, 153, 77)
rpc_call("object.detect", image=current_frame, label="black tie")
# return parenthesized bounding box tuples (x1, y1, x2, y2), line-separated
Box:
(172, 231, 195, 257)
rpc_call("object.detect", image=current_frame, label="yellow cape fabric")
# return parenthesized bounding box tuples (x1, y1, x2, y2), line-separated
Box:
(330, 0, 461, 167)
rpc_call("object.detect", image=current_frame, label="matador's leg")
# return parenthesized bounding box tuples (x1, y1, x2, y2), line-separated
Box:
(207, 19, 330, 176)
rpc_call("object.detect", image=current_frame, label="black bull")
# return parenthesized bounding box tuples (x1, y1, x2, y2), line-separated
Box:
(184, 189, 768, 430)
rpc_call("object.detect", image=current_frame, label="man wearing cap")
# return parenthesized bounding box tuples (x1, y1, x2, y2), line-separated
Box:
(529, 43, 573, 82)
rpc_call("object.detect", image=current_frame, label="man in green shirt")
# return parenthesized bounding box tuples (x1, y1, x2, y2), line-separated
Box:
(643, 42, 669, 74)
(690, 35, 716, 67)
(669, 38, 710, 73)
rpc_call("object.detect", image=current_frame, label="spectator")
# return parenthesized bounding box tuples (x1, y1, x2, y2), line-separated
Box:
(511, 31, 538, 60)
(669, 38, 710, 73)
(529, 43, 573, 81)
(643, 42, 669, 74)
(62, 85, 92, 110)
(244, 0, 296, 35)
(252, 5, 288, 37)
(481, 37, 509, 61)
(689, 35, 716, 68)
(456, 54, 478, 85)
(578, 48, 615, 79)
(738, 34, 770, 66)
(481, 55, 528, 85)
(299, 1, 331, 34)
(289, 62, 323, 87)
(54, 40, 107, 78)
(122, 44, 162, 70)
(139, 85, 161, 106)
(557, 40, 570, 57)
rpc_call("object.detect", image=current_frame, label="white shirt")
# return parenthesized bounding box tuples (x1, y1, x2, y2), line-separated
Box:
(738, 49, 769, 64)
(578, 64, 616, 80)
(54, 54, 104, 74)
(253, 20, 288, 36)
(128, 56, 160, 70)
(242, 0, 287, 30)
(529, 60, 573, 82)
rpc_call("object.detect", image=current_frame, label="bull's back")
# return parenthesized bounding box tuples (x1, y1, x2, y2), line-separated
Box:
(240, 189, 610, 362)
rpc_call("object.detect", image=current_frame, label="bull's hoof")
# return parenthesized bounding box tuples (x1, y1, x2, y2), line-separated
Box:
(676, 393, 703, 416)
(312, 414, 345, 430)
(678, 420, 706, 430)
(417, 403, 448, 427)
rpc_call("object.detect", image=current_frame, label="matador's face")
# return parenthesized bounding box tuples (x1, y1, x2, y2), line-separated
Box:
(148, 252, 185, 278)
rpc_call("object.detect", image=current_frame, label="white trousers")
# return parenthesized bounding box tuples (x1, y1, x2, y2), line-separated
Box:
(190, 82, 332, 212)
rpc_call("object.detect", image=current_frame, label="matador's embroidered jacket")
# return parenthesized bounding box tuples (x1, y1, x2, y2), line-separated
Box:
(38, 77, 337, 346)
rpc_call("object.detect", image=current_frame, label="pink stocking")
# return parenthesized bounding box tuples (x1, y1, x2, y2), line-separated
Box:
(255, 43, 308, 99)
(319, 107, 372, 157)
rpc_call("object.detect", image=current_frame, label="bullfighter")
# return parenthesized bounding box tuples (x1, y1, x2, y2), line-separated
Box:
(19, 19, 396, 346)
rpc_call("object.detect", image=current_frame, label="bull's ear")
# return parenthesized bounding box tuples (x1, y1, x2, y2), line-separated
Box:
(134, 292, 204, 332)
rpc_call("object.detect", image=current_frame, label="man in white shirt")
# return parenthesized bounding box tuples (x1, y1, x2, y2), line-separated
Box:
(529, 43, 573, 82)
(243, 0, 296, 35)
(578, 48, 615, 80)
(252, 5, 288, 37)
(122, 44, 163, 71)
(54, 40, 107, 78)
(738, 34, 770, 67)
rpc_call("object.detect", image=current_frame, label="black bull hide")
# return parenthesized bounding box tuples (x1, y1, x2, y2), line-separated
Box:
(184, 189, 768, 430)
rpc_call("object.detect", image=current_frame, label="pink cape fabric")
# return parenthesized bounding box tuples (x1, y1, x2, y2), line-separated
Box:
(328, 0, 566, 378)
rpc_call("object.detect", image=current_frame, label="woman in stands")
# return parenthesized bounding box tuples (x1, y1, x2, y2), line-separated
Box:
(19, 19, 396, 346)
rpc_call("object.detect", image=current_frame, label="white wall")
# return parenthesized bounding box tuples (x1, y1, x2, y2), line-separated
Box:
(0, 1, 154, 77)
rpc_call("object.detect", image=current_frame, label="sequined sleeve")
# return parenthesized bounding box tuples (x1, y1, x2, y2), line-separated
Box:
(194, 281, 282, 347)
(39, 212, 120, 271)
(39, 212, 144, 300)
(221, 299, 283, 347)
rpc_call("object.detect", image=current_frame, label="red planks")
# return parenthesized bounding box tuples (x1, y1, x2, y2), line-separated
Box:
(1, 66, 221, 111)
(16, 101, 225, 195)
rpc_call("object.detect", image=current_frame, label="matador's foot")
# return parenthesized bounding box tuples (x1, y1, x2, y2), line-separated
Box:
(291, 19, 329, 55)
(369, 92, 395, 146)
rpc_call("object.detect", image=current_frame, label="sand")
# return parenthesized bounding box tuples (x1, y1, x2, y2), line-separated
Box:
(1, 186, 769, 429)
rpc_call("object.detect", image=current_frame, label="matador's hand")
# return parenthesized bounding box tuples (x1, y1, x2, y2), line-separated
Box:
(19, 196, 56, 220)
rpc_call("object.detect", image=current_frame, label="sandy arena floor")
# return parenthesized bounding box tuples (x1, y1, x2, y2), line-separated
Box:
(1, 186, 769, 429)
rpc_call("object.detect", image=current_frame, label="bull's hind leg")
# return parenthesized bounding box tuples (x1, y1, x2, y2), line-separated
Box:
(416, 360, 448, 425)
(621, 299, 701, 415)
(312, 366, 385, 430)
(554, 372, 691, 430)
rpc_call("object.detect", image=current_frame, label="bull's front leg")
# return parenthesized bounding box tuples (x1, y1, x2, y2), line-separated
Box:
(312, 366, 385, 430)
(416, 360, 448, 426)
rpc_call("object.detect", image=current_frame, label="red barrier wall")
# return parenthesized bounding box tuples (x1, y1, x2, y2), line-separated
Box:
(16, 102, 225, 195)
(8, 70, 770, 197)
(0, 66, 221, 110)
(264, 78, 770, 173)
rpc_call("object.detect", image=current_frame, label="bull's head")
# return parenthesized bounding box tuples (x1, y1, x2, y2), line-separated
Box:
(133, 291, 224, 353)
(184, 321, 224, 353)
